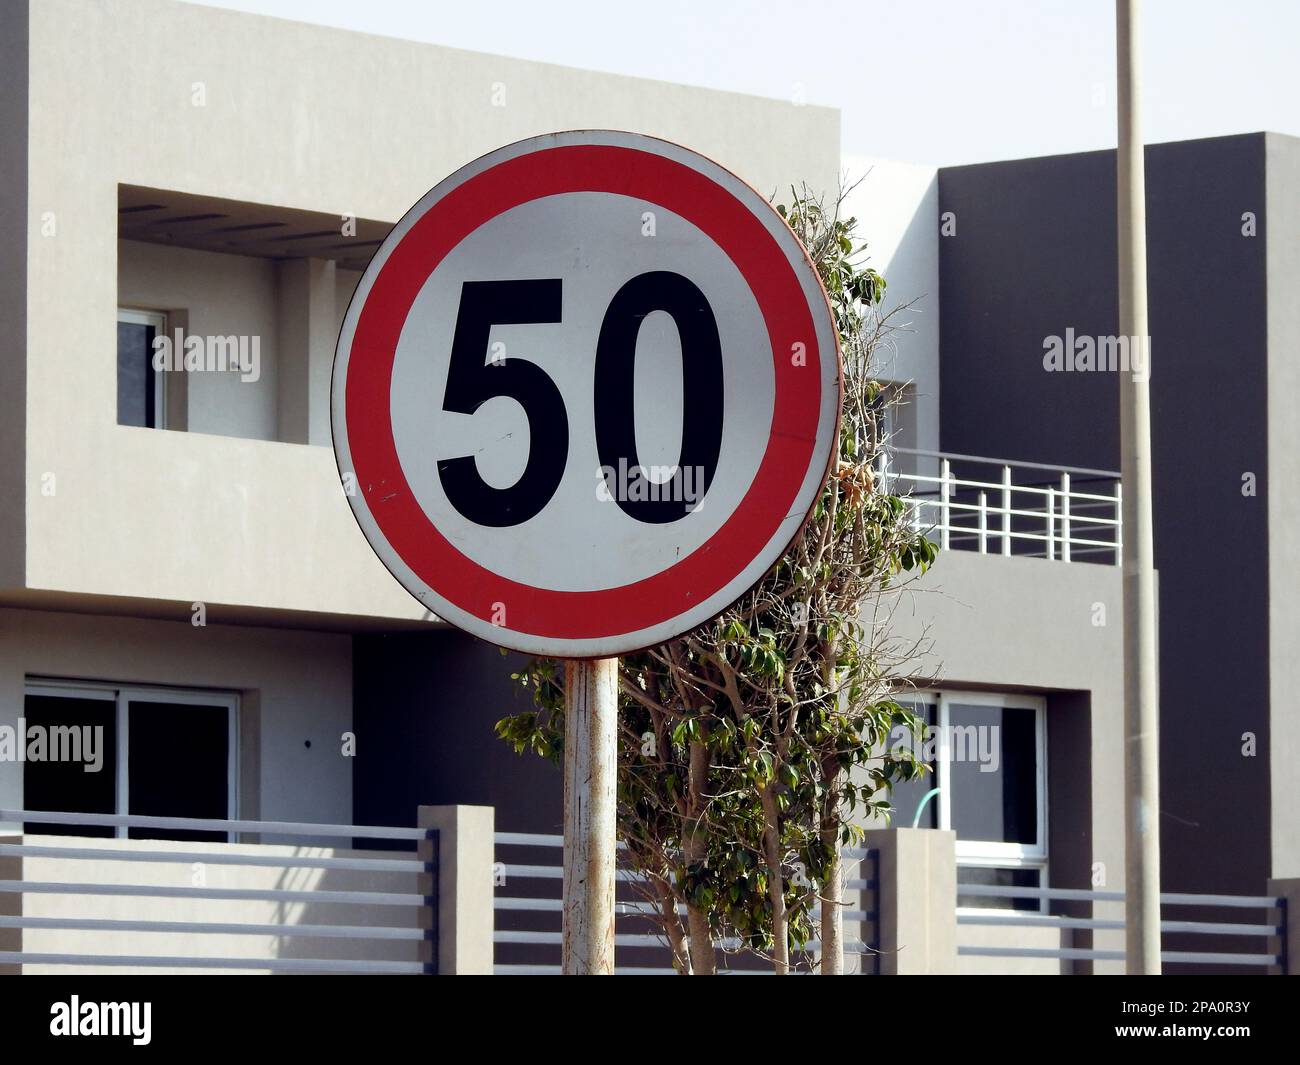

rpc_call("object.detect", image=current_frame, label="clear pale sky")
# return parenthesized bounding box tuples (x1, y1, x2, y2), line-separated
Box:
(194, 0, 1298, 165)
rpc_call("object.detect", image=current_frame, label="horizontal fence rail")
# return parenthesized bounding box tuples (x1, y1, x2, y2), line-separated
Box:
(493, 831, 674, 976)
(493, 832, 878, 974)
(0, 808, 435, 974)
(2, 807, 430, 842)
(880, 448, 1122, 565)
(0, 953, 425, 974)
(955, 882, 1284, 970)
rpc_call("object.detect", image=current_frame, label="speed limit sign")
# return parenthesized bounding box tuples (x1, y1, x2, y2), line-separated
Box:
(332, 130, 841, 658)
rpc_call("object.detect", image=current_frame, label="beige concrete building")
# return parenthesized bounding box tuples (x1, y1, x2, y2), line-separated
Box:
(0, 0, 838, 829)
(4, 0, 1276, 976)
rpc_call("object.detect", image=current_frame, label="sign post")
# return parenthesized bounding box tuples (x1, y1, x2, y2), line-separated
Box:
(332, 131, 841, 974)
(562, 657, 618, 974)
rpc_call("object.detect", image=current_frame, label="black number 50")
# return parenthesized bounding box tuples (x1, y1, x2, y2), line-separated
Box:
(437, 273, 724, 527)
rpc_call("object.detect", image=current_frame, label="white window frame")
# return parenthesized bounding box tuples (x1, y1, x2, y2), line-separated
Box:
(937, 691, 1047, 865)
(896, 690, 1048, 915)
(894, 689, 1047, 860)
(24, 679, 238, 840)
(117, 307, 167, 430)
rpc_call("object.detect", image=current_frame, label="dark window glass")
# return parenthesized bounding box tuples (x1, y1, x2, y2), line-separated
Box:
(958, 865, 1042, 911)
(886, 701, 938, 829)
(22, 695, 117, 836)
(948, 704, 1038, 845)
(127, 701, 229, 841)
(117, 319, 157, 427)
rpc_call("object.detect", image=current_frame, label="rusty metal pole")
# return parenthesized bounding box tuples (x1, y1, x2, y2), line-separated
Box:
(562, 657, 618, 974)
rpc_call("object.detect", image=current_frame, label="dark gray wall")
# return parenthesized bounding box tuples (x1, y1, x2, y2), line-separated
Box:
(1046, 691, 1093, 973)
(938, 135, 1272, 914)
(352, 630, 562, 836)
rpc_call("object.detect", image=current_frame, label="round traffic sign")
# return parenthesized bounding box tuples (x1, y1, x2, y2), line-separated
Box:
(332, 130, 841, 658)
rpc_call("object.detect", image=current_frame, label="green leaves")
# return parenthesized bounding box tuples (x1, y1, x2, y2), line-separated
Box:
(722, 618, 748, 644)
(896, 533, 939, 574)
(670, 717, 703, 748)
(494, 187, 940, 971)
(748, 749, 776, 786)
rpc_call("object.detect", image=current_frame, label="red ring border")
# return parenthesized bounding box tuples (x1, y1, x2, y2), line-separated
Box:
(344, 142, 825, 641)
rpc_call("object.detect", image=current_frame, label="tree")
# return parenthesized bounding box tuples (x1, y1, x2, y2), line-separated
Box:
(497, 186, 936, 973)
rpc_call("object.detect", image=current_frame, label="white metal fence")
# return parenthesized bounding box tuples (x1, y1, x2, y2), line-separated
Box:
(879, 448, 1122, 565)
(0, 808, 433, 973)
(493, 831, 675, 975)
(958, 883, 1285, 971)
(492, 831, 878, 974)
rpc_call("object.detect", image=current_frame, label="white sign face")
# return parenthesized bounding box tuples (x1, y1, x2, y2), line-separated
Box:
(332, 131, 841, 658)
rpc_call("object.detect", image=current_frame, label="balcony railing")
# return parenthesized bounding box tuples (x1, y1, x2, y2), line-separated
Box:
(877, 448, 1122, 565)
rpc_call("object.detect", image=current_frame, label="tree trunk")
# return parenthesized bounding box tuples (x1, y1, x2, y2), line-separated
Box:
(759, 784, 789, 974)
(656, 879, 692, 974)
(685, 739, 717, 974)
(819, 793, 844, 974)
(685, 904, 715, 974)
(819, 657, 845, 974)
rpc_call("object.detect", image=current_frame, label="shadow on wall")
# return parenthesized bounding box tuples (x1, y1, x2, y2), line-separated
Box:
(352, 629, 562, 837)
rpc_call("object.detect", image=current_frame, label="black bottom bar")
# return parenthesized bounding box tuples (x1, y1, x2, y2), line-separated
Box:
(0, 973, 1293, 1049)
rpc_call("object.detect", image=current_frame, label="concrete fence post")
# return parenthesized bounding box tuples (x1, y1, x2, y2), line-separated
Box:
(1266, 878, 1298, 975)
(418, 805, 495, 975)
(865, 828, 957, 974)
